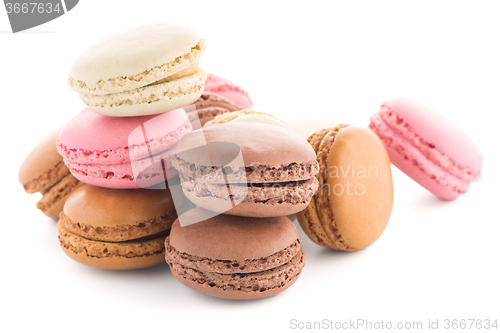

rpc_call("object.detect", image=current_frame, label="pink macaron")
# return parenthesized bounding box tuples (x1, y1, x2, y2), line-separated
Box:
(57, 108, 192, 189)
(204, 73, 252, 109)
(369, 98, 483, 201)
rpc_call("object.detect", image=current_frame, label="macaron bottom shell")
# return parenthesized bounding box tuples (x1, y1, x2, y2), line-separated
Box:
(166, 240, 305, 300)
(36, 174, 82, 219)
(58, 221, 167, 270)
(181, 178, 319, 218)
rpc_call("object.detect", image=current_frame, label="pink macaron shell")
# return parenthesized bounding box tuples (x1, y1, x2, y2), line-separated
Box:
(204, 73, 253, 108)
(66, 147, 177, 189)
(58, 108, 191, 165)
(369, 99, 482, 201)
(381, 98, 483, 172)
(384, 142, 463, 201)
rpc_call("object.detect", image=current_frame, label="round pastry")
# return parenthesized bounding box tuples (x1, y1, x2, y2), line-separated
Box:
(165, 208, 305, 299)
(57, 108, 191, 189)
(285, 119, 341, 140)
(68, 24, 207, 116)
(188, 92, 242, 129)
(204, 73, 252, 109)
(58, 184, 182, 269)
(297, 125, 393, 252)
(18, 127, 82, 219)
(204, 109, 291, 129)
(369, 97, 483, 200)
(171, 122, 319, 217)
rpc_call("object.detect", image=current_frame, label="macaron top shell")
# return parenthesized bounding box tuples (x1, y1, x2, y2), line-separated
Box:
(69, 24, 205, 94)
(175, 122, 316, 169)
(58, 108, 190, 164)
(19, 126, 67, 192)
(381, 98, 483, 172)
(63, 185, 180, 228)
(319, 126, 393, 250)
(169, 208, 299, 262)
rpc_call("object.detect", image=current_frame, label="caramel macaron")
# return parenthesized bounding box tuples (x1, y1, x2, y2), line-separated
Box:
(18, 127, 81, 219)
(171, 123, 319, 217)
(297, 125, 393, 251)
(165, 208, 305, 300)
(58, 185, 183, 269)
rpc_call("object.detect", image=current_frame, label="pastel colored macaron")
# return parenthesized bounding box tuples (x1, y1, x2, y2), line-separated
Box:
(19, 127, 82, 219)
(172, 123, 319, 217)
(204, 109, 291, 129)
(68, 24, 207, 117)
(57, 108, 191, 189)
(204, 73, 252, 109)
(297, 125, 393, 252)
(285, 119, 341, 140)
(58, 184, 183, 270)
(188, 92, 242, 129)
(165, 208, 305, 300)
(369, 98, 483, 201)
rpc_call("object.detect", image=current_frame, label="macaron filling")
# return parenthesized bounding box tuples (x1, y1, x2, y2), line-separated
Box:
(22, 161, 69, 194)
(181, 178, 318, 206)
(166, 237, 305, 294)
(59, 211, 177, 242)
(172, 156, 319, 184)
(68, 39, 207, 95)
(79, 69, 206, 109)
(166, 239, 302, 274)
(58, 222, 168, 259)
(36, 174, 80, 213)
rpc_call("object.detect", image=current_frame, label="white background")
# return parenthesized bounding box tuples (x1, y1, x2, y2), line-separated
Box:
(1, 1, 499, 332)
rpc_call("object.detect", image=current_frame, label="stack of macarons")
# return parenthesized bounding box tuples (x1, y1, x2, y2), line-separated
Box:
(55, 23, 210, 270)
(166, 118, 320, 299)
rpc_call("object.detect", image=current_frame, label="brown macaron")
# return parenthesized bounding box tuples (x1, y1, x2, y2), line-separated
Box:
(188, 92, 242, 129)
(171, 122, 319, 217)
(165, 208, 305, 300)
(58, 184, 183, 270)
(297, 125, 393, 251)
(18, 127, 82, 219)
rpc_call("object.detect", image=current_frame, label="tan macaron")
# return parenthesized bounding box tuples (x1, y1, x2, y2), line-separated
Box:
(297, 125, 393, 251)
(68, 24, 207, 117)
(18, 127, 82, 219)
(58, 184, 183, 269)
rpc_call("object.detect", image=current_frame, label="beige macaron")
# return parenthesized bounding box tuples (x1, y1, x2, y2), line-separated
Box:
(296, 125, 393, 251)
(68, 24, 207, 117)
(204, 109, 291, 129)
(285, 119, 341, 140)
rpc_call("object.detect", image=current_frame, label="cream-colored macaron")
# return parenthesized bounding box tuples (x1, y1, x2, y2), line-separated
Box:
(285, 119, 341, 140)
(68, 24, 207, 117)
(204, 109, 291, 129)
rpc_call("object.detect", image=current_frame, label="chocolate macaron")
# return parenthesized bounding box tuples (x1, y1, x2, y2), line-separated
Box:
(171, 122, 319, 217)
(188, 92, 242, 129)
(19, 127, 81, 219)
(165, 208, 305, 299)
(58, 184, 183, 269)
(297, 125, 393, 251)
